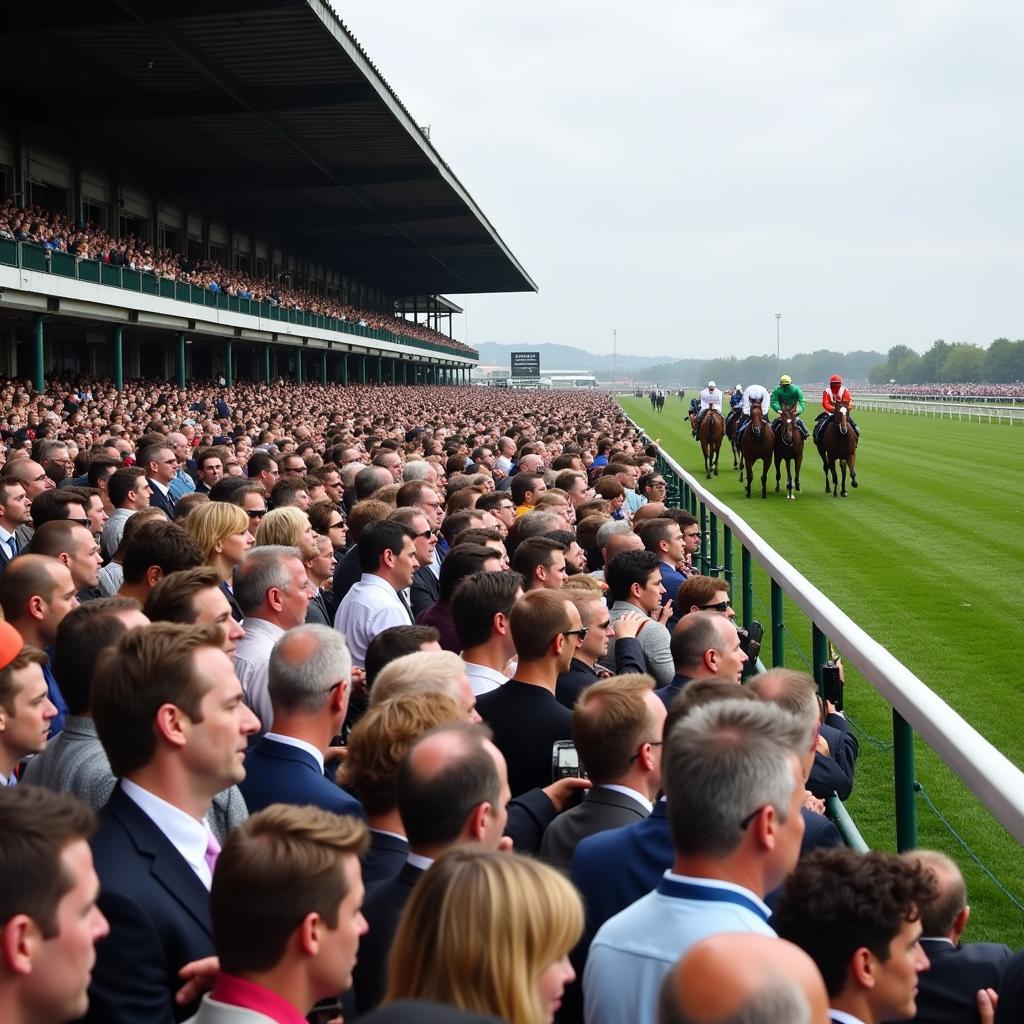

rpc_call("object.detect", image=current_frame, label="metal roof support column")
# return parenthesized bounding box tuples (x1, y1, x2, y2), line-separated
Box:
(264, 343, 272, 385)
(321, 349, 328, 386)
(225, 339, 233, 387)
(176, 333, 186, 389)
(375, 355, 382, 383)
(341, 353, 349, 385)
(32, 315, 45, 394)
(359, 354, 367, 385)
(112, 326, 124, 392)
(296, 348, 303, 384)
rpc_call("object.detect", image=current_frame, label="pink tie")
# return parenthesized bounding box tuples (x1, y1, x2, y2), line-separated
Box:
(204, 830, 221, 879)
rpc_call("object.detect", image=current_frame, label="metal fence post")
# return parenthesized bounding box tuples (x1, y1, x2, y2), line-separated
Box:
(812, 624, 828, 695)
(741, 547, 753, 632)
(709, 512, 719, 576)
(893, 710, 918, 851)
(699, 503, 709, 576)
(112, 325, 124, 392)
(32, 314, 45, 393)
(770, 578, 784, 666)
(723, 526, 733, 586)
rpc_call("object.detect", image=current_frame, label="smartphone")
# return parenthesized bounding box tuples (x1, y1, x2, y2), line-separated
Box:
(552, 740, 582, 781)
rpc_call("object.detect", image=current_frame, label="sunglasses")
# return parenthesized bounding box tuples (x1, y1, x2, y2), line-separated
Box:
(67, 517, 91, 527)
(561, 627, 589, 642)
(247, 508, 268, 519)
(412, 529, 434, 540)
(698, 600, 732, 612)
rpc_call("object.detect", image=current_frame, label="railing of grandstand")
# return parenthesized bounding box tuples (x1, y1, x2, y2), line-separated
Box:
(855, 398, 1024, 424)
(0, 239, 478, 361)
(623, 414, 1024, 852)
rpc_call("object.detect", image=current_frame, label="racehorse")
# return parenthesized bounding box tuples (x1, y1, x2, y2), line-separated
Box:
(738, 402, 775, 499)
(816, 405, 859, 497)
(773, 404, 803, 500)
(656, 392, 665, 413)
(725, 409, 742, 469)
(699, 408, 724, 479)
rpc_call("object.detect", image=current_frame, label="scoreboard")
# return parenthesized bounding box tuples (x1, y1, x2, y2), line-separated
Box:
(511, 351, 540, 378)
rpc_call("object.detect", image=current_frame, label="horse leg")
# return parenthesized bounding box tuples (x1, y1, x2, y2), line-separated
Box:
(760, 458, 769, 499)
(840, 459, 848, 497)
(774, 451, 781, 492)
(744, 461, 752, 498)
(794, 449, 801, 492)
(848, 451, 858, 488)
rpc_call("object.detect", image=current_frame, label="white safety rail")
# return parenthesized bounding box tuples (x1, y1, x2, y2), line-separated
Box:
(856, 398, 1024, 424)
(626, 415, 1024, 844)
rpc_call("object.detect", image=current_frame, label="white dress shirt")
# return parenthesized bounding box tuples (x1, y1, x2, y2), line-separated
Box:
(121, 778, 217, 889)
(602, 783, 654, 814)
(462, 661, 506, 697)
(233, 617, 285, 732)
(829, 1012, 867, 1024)
(334, 573, 413, 668)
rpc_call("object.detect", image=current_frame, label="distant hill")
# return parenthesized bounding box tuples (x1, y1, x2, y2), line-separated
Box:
(475, 342, 664, 372)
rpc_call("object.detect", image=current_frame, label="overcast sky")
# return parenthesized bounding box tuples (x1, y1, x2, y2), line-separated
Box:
(337, 1, 1021, 358)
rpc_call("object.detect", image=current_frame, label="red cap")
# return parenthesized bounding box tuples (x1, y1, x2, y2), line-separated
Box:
(0, 621, 25, 671)
(829, 374, 842, 384)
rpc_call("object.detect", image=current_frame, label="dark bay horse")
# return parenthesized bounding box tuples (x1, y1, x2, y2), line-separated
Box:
(699, 408, 724, 479)
(816, 404, 859, 497)
(739, 402, 774, 498)
(725, 408, 742, 469)
(773, 404, 803, 499)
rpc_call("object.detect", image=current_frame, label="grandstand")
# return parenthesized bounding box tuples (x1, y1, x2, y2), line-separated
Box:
(0, 1, 535, 389)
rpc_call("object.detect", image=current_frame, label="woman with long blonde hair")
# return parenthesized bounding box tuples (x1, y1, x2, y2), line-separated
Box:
(384, 849, 581, 1024)
(182, 501, 253, 619)
(254, 505, 318, 561)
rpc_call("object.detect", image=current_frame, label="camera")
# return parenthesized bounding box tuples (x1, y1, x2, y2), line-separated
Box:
(820, 660, 843, 711)
(738, 620, 763, 680)
(552, 740, 585, 781)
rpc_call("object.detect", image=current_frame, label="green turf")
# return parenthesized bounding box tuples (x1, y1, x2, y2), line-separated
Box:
(619, 396, 1024, 945)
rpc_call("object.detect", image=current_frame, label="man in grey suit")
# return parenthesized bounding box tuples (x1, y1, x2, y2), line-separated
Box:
(184, 805, 368, 1024)
(540, 672, 665, 873)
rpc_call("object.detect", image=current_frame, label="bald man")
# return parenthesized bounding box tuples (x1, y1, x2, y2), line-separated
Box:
(660, 932, 829, 1024)
(238, 623, 362, 817)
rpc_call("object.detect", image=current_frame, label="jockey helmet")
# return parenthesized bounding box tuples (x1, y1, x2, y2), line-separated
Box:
(707, 381, 717, 389)
(780, 374, 792, 386)
(829, 374, 843, 385)
(734, 384, 742, 392)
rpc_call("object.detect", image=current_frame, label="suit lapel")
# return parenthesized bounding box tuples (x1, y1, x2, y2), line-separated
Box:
(108, 786, 213, 938)
(584, 787, 649, 818)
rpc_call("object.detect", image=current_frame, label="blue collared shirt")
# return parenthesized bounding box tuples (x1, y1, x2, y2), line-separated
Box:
(583, 872, 774, 1024)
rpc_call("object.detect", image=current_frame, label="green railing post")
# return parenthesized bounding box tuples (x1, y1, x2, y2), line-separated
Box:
(296, 349, 303, 384)
(812, 624, 829, 694)
(341, 354, 349, 385)
(112, 325, 124, 392)
(770, 578, 785, 666)
(264, 344, 272, 384)
(359, 355, 367, 384)
(723, 526, 733, 586)
(176, 333, 186, 389)
(709, 512, 719, 577)
(321, 350, 328, 386)
(893, 710, 918, 851)
(32, 314, 45, 393)
(741, 547, 753, 631)
(225, 339, 233, 387)
(699, 503, 709, 576)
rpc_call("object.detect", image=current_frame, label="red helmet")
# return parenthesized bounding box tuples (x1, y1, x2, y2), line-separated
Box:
(829, 374, 842, 384)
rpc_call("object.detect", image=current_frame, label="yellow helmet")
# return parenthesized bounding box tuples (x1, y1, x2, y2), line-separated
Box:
(780, 374, 792, 386)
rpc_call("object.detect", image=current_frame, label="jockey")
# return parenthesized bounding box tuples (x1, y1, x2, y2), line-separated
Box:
(693, 380, 722, 437)
(815, 373, 860, 441)
(729, 385, 744, 410)
(769, 374, 808, 437)
(736, 383, 771, 439)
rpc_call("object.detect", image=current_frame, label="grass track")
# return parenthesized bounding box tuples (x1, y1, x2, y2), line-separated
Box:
(619, 396, 1024, 944)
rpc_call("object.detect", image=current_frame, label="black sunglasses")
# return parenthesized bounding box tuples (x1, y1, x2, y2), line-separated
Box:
(247, 508, 268, 519)
(699, 600, 732, 612)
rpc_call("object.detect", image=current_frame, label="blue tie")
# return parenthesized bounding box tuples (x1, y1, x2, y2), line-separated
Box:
(5, 536, 16, 560)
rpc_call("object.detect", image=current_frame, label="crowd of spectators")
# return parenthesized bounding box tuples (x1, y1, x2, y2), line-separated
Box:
(857, 383, 1024, 399)
(0, 199, 474, 355)
(0, 372, 1021, 1024)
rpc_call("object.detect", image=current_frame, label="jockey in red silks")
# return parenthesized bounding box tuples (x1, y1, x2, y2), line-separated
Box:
(815, 374, 860, 441)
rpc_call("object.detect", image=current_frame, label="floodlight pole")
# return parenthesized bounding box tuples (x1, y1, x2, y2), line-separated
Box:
(612, 329, 617, 388)
(775, 313, 782, 361)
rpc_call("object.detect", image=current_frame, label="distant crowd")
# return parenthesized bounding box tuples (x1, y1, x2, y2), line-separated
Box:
(0, 199, 473, 355)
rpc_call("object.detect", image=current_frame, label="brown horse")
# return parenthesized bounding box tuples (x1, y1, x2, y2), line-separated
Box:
(725, 408, 742, 469)
(773, 404, 804, 500)
(816, 404, 859, 497)
(699, 408, 724, 479)
(739, 402, 775, 499)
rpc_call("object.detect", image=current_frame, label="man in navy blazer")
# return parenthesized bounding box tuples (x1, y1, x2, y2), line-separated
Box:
(141, 443, 179, 521)
(85, 621, 260, 1024)
(899, 849, 1011, 1024)
(240, 624, 363, 818)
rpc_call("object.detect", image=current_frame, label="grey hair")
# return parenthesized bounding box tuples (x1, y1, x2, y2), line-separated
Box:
(402, 460, 434, 481)
(38, 438, 69, 459)
(746, 670, 820, 755)
(658, 970, 810, 1024)
(596, 519, 633, 547)
(370, 651, 467, 706)
(340, 461, 364, 485)
(268, 624, 351, 715)
(233, 544, 303, 614)
(513, 510, 562, 541)
(663, 699, 806, 858)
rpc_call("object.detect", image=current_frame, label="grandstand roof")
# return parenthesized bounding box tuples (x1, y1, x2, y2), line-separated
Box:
(4, 0, 537, 298)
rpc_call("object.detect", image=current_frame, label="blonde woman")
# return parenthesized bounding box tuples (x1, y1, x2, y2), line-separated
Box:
(384, 849, 581, 1024)
(183, 501, 253, 619)
(254, 505, 318, 561)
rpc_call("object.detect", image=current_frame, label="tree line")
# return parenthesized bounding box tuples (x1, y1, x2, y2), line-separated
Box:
(868, 339, 1024, 384)
(624, 349, 883, 386)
